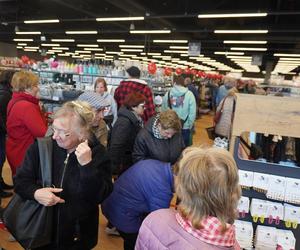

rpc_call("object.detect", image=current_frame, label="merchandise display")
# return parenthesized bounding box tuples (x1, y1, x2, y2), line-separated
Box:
(232, 94, 300, 249)
(1, 1, 300, 249)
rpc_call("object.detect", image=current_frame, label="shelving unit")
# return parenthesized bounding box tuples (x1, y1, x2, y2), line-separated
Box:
(231, 94, 300, 249)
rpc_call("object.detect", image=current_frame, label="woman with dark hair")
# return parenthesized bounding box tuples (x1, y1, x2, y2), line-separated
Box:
(0, 70, 15, 197)
(108, 92, 146, 175)
(94, 78, 118, 129)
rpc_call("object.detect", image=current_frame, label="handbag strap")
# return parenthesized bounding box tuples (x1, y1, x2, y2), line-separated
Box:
(37, 137, 53, 187)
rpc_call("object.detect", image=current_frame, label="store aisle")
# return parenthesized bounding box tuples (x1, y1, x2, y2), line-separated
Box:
(0, 114, 213, 250)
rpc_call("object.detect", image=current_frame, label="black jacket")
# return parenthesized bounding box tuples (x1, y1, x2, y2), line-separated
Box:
(109, 107, 142, 173)
(132, 116, 185, 164)
(0, 84, 12, 133)
(14, 135, 113, 249)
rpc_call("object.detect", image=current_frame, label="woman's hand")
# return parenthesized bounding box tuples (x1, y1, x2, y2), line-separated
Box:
(75, 140, 92, 166)
(34, 187, 65, 206)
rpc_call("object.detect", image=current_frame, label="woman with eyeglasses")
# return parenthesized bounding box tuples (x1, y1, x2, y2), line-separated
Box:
(132, 109, 185, 165)
(108, 92, 146, 176)
(14, 100, 113, 250)
(6, 71, 47, 176)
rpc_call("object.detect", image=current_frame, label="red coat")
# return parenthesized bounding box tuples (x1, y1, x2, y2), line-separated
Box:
(6, 92, 47, 175)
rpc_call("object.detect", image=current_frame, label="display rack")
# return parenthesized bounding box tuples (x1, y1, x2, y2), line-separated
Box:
(231, 94, 300, 249)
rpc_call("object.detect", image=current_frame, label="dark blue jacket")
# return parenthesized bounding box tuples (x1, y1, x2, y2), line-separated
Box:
(101, 159, 174, 233)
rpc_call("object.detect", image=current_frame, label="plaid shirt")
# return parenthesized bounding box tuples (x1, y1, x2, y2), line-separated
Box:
(114, 79, 155, 122)
(176, 213, 240, 249)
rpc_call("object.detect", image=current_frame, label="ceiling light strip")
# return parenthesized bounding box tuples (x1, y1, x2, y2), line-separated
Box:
(153, 40, 188, 43)
(96, 16, 144, 21)
(119, 45, 144, 48)
(24, 19, 60, 24)
(230, 47, 267, 51)
(214, 30, 268, 34)
(130, 30, 171, 34)
(198, 13, 267, 18)
(51, 39, 75, 42)
(66, 31, 97, 34)
(16, 31, 41, 35)
(224, 40, 267, 44)
(97, 39, 125, 42)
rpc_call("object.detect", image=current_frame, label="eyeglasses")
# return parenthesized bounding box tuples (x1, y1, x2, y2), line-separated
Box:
(138, 103, 146, 109)
(51, 127, 71, 139)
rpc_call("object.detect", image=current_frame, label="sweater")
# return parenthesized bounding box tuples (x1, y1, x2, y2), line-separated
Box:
(135, 209, 237, 250)
(162, 85, 196, 129)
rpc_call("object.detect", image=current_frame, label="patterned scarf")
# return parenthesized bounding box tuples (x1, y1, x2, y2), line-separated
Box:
(152, 115, 164, 139)
(176, 212, 240, 249)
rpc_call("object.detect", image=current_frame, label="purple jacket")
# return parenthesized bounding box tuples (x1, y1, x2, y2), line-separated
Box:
(135, 209, 236, 250)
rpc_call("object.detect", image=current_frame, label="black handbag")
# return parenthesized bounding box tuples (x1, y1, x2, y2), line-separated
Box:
(3, 137, 53, 249)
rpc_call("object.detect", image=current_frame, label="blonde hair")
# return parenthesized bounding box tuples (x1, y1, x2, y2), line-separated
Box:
(158, 110, 181, 131)
(11, 71, 39, 92)
(176, 147, 241, 232)
(54, 101, 95, 139)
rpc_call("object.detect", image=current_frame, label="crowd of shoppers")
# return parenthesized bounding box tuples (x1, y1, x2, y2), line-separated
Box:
(0, 67, 244, 250)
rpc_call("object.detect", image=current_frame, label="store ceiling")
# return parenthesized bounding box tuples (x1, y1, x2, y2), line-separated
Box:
(0, 0, 300, 77)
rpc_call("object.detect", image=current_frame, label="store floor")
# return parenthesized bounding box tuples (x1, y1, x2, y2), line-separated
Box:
(0, 114, 213, 250)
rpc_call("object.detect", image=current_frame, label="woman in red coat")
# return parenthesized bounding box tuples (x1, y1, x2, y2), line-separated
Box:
(6, 71, 47, 176)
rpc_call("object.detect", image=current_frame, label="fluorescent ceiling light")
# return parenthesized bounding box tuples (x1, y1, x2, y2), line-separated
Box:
(24, 49, 37, 51)
(41, 43, 60, 46)
(13, 38, 34, 41)
(119, 54, 136, 57)
(164, 50, 187, 53)
(66, 31, 97, 34)
(96, 16, 144, 21)
(53, 47, 69, 50)
(279, 57, 300, 61)
(48, 49, 62, 52)
(121, 49, 143, 52)
(230, 47, 267, 51)
(226, 56, 252, 59)
(51, 39, 75, 42)
(84, 48, 103, 51)
(95, 53, 106, 56)
(224, 40, 267, 44)
(147, 53, 161, 56)
(214, 30, 268, 34)
(274, 53, 300, 57)
(97, 39, 125, 42)
(105, 55, 114, 58)
(130, 30, 171, 34)
(24, 19, 59, 24)
(16, 31, 41, 35)
(57, 54, 69, 57)
(75, 50, 92, 54)
(153, 40, 188, 43)
(169, 46, 189, 49)
(16, 46, 23, 49)
(24, 46, 39, 49)
(77, 44, 99, 47)
(46, 52, 55, 54)
(119, 45, 144, 48)
(106, 51, 122, 54)
(198, 13, 267, 18)
(214, 51, 244, 55)
(17, 43, 27, 46)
